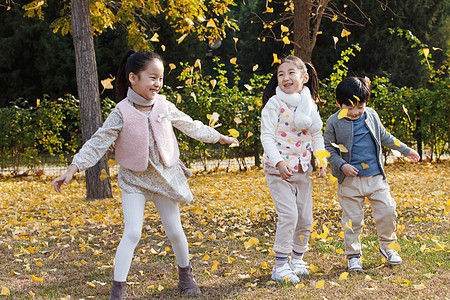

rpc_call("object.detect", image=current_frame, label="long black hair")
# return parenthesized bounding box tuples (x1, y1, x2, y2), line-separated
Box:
(116, 49, 163, 102)
(261, 56, 320, 111)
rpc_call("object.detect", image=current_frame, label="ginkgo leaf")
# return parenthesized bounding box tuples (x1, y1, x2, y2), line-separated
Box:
(244, 84, 252, 90)
(394, 139, 401, 147)
(233, 37, 238, 51)
(282, 36, 290, 45)
(157, 284, 164, 291)
(99, 169, 109, 181)
(261, 262, 268, 269)
(190, 92, 197, 102)
(333, 36, 339, 47)
(252, 64, 259, 71)
(339, 272, 349, 281)
(315, 149, 330, 168)
(228, 129, 239, 138)
(194, 59, 201, 70)
(100, 77, 114, 93)
(265, 6, 273, 13)
(149, 32, 159, 42)
(211, 260, 219, 271)
(1, 287, 10, 296)
(420, 244, 427, 252)
(230, 57, 237, 65)
(332, 15, 338, 21)
(202, 254, 210, 261)
(388, 242, 401, 252)
(234, 117, 242, 124)
(343, 220, 353, 231)
(315, 280, 325, 289)
(272, 53, 281, 66)
(32, 275, 43, 282)
(176, 94, 182, 104)
(281, 25, 289, 32)
(206, 19, 216, 28)
(244, 237, 259, 249)
(169, 63, 176, 71)
(161, 45, 166, 51)
(341, 28, 351, 38)
(423, 48, 429, 58)
(338, 109, 348, 119)
(177, 33, 188, 44)
(210, 79, 217, 89)
(107, 159, 116, 167)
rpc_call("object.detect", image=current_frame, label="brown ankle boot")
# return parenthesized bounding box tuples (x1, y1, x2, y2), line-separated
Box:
(177, 264, 201, 294)
(110, 280, 127, 300)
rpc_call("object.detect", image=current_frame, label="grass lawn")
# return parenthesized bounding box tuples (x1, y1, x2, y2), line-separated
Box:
(0, 161, 449, 299)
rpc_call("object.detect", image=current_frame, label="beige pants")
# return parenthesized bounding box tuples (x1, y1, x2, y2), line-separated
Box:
(337, 175, 397, 256)
(265, 165, 313, 255)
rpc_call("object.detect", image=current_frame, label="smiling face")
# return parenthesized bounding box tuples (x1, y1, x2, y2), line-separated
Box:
(338, 102, 366, 120)
(277, 61, 309, 94)
(129, 59, 164, 101)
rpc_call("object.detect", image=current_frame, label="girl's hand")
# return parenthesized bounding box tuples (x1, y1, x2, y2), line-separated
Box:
(51, 165, 78, 193)
(342, 163, 359, 177)
(276, 161, 294, 180)
(407, 149, 420, 163)
(218, 135, 239, 146)
(316, 167, 327, 178)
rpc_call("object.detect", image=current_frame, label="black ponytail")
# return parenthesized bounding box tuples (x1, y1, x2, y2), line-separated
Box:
(304, 62, 323, 105)
(261, 73, 278, 111)
(115, 49, 163, 102)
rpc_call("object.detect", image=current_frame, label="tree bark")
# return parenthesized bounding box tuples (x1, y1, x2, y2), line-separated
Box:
(293, 0, 313, 62)
(71, 0, 112, 200)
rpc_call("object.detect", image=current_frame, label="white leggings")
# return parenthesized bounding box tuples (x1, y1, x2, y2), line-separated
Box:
(113, 191, 190, 282)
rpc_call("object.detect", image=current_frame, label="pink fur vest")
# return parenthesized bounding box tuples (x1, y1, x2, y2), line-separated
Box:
(114, 96, 180, 171)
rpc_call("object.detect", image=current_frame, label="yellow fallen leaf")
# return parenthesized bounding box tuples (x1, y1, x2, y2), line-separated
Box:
(361, 162, 370, 169)
(1, 287, 10, 296)
(202, 254, 210, 261)
(394, 139, 400, 147)
(149, 32, 159, 42)
(315, 280, 325, 289)
(272, 53, 281, 66)
(295, 283, 305, 289)
(310, 264, 319, 273)
(211, 260, 219, 271)
(261, 262, 268, 269)
(206, 19, 216, 28)
(339, 272, 349, 281)
(388, 242, 401, 252)
(230, 57, 237, 65)
(32, 275, 44, 282)
(157, 284, 164, 291)
(107, 159, 116, 167)
(315, 149, 330, 168)
(413, 283, 426, 290)
(282, 36, 290, 45)
(420, 244, 427, 252)
(338, 109, 348, 119)
(36, 261, 43, 267)
(87, 281, 95, 288)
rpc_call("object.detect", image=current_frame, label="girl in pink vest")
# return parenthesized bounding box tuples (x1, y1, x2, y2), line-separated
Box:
(51, 50, 237, 299)
(260, 56, 327, 283)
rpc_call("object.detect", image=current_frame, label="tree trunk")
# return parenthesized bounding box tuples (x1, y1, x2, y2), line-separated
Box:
(71, 0, 112, 200)
(293, 0, 313, 62)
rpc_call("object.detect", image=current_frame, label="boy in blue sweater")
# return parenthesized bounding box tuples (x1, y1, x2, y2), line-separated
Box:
(324, 77, 420, 271)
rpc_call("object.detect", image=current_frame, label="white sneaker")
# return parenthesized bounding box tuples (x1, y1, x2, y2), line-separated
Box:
(379, 248, 402, 265)
(271, 263, 300, 283)
(289, 258, 309, 276)
(347, 257, 363, 271)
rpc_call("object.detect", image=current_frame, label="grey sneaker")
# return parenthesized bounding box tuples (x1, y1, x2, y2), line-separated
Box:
(379, 248, 402, 265)
(289, 258, 309, 276)
(347, 257, 363, 271)
(271, 263, 301, 283)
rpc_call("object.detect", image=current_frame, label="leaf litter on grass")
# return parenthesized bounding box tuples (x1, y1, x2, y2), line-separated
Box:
(0, 162, 449, 299)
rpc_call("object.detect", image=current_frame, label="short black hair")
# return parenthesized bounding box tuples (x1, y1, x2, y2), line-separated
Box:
(336, 77, 371, 106)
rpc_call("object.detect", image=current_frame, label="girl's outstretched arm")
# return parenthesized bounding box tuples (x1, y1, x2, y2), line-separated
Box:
(218, 135, 238, 145)
(51, 164, 79, 193)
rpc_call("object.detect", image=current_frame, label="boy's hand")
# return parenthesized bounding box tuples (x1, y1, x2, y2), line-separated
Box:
(219, 135, 239, 146)
(342, 163, 359, 177)
(407, 149, 420, 163)
(316, 167, 327, 178)
(276, 161, 294, 180)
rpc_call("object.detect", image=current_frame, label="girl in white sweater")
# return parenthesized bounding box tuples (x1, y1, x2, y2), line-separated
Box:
(260, 56, 326, 283)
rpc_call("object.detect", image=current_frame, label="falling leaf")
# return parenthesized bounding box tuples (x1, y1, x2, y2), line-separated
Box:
(265, 6, 273, 13)
(169, 63, 176, 71)
(233, 37, 238, 51)
(333, 36, 339, 47)
(177, 33, 188, 44)
(228, 129, 240, 138)
(210, 79, 217, 89)
(207, 112, 221, 128)
(252, 64, 259, 71)
(332, 15, 338, 21)
(161, 45, 166, 51)
(361, 162, 370, 170)
(341, 28, 351, 38)
(234, 117, 242, 124)
(194, 59, 201, 70)
(99, 169, 109, 181)
(190, 92, 197, 102)
(150, 33, 159, 42)
(339, 272, 349, 281)
(176, 94, 182, 104)
(282, 36, 290, 45)
(394, 139, 401, 147)
(107, 159, 116, 168)
(315, 280, 325, 289)
(281, 25, 289, 32)
(206, 19, 216, 28)
(244, 84, 252, 90)
(315, 149, 330, 168)
(230, 57, 237, 65)
(272, 53, 281, 66)
(338, 109, 348, 119)
(100, 77, 114, 93)
(343, 220, 352, 231)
